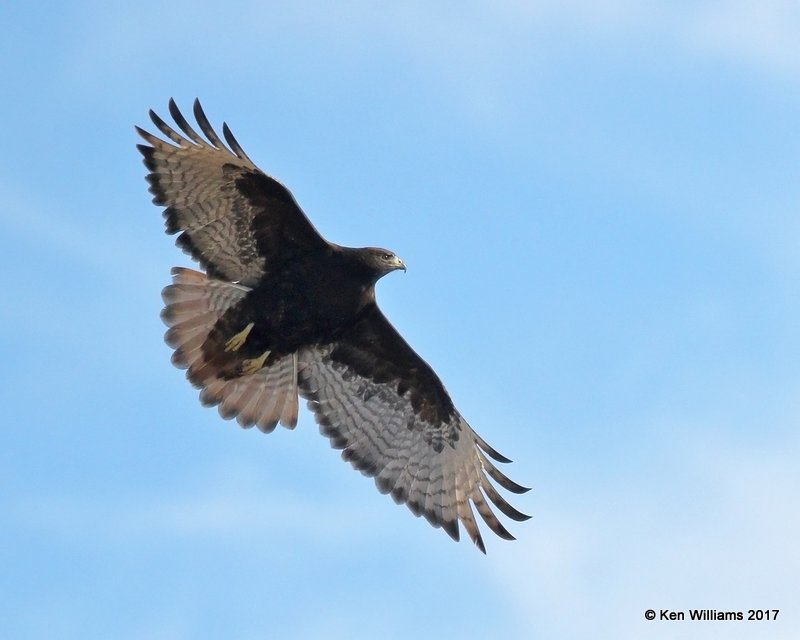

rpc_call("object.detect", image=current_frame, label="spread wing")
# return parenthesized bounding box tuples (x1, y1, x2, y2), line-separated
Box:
(297, 305, 529, 553)
(136, 99, 328, 286)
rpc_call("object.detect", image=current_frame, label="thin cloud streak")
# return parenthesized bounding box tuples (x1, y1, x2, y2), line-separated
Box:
(8, 482, 379, 546)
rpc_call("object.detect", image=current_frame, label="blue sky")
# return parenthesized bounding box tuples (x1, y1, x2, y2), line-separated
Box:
(2, 1, 798, 638)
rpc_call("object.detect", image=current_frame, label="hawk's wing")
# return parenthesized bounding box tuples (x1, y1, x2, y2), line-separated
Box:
(297, 304, 529, 552)
(137, 99, 328, 286)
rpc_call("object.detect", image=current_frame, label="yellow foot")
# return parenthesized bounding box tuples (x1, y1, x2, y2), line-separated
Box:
(224, 322, 255, 352)
(241, 350, 271, 375)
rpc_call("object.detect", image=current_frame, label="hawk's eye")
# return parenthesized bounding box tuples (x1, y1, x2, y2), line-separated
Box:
(382, 253, 392, 261)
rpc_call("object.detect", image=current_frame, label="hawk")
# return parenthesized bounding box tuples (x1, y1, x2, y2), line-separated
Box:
(136, 99, 529, 552)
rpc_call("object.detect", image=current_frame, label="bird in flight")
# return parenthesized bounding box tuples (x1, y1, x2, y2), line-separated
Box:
(136, 99, 529, 552)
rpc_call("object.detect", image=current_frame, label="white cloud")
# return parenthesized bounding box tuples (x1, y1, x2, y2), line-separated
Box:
(378, 0, 800, 82)
(496, 0, 800, 78)
(10, 473, 375, 547)
(488, 417, 800, 639)
(62, 0, 800, 120)
(689, 0, 800, 76)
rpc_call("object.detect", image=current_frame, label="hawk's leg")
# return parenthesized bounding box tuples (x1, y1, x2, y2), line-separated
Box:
(241, 350, 271, 375)
(224, 322, 255, 352)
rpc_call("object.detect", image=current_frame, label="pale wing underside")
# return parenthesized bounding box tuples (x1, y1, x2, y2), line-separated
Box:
(297, 345, 529, 553)
(138, 101, 269, 285)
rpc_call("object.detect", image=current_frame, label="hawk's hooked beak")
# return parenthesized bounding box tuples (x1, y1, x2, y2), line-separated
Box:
(394, 257, 407, 273)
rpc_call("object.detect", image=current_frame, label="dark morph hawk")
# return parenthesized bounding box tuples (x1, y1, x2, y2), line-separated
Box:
(137, 99, 529, 552)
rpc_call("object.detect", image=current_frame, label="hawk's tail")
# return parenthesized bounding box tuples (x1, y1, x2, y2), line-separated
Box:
(160, 267, 299, 431)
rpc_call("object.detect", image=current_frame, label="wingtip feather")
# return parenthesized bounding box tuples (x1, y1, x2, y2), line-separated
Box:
(168, 99, 205, 145)
(474, 432, 513, 463)
(222, 121, 253, 163)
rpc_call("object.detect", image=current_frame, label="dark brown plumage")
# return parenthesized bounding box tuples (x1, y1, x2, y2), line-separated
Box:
(137, 99, 529, 552)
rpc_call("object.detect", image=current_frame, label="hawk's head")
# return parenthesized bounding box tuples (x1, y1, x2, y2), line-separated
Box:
(358, 247, 407, 281)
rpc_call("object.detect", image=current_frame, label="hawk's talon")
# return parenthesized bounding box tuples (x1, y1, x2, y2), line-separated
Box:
(224, 322, 254, 352)
(241, 350, 271, 375)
